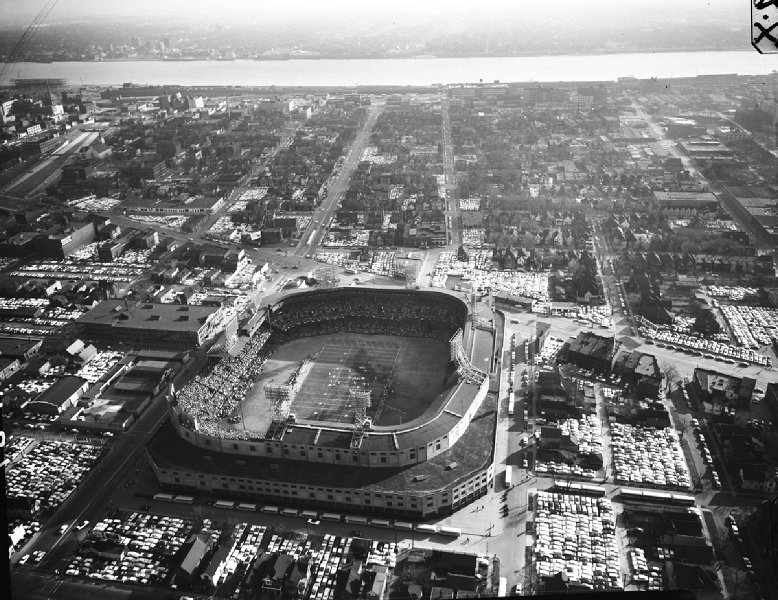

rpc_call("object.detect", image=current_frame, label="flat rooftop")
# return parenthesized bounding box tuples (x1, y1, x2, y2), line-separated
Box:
(77, 300, 218, 332)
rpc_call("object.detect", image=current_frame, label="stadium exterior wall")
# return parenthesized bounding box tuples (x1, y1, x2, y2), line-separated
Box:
(147, 449, 494, 520)
(167, 375, 489, 468)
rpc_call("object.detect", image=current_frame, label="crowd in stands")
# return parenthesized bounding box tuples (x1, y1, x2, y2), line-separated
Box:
(176, 331, 272, 440)
(271, 293, 464, 337)
(273, 316, 455, 345)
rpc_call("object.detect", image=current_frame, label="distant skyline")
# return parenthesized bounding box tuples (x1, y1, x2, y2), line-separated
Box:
(0, 0, 743, 27)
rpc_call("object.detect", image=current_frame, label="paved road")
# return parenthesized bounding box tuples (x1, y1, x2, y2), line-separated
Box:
(2, 128, 98, 198)
(441, 97, 459, 246)
(291, 103, 384, 258)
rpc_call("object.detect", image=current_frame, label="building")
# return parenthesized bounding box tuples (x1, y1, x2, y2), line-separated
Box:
(86, 141, 113, 160)
(677, 139, 733, 160)
(612, 349, 661, 399)
(176, 535, 213, 585)
(692, 369, 756, 410)
(149, 393, 495, 519)
(77, 300, 229, 350)
(20, 134, 62, 157)
(740, 465, 778, 494)
(85, 540, 128, 561)
(201, 538, 238, 589)
(148, 287, 496, 518)
(665, 118, 707, 139)
(562, 332, 615, 374)
(122, 195, 225, 216)
(720, 185, 778, 243)
(35, 221, 96, 259)
(27, 376, 89, 415)
(0, 337, 42, 362)
(652, 191, 720, 212)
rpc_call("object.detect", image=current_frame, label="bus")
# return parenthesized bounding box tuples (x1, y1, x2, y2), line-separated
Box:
(370, 518, 392, 528)
(344, 515, 368, 525)
(415, 524, 438, 534)
(214, 500, 236, 510)
(620, 488, 695, 507)
(300, 510, 319, 520)
(237, 503, 258, 511)
(552, 483, 606, 497)
(505, 467, 513, 489)
(393, 521, 414, 531)
(507, 392, 515, 417)
(321, 513, 342, 522)
(261, 505, 280, 514)
(281, 508, 299, 517)
(153, 493, 175, 502)
(173, 495, 194, 505)
(439, 526, 462, 538)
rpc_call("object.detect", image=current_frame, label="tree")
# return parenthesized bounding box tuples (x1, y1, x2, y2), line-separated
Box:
(660, 362, 680, 394)
(692, 309, 721, 336)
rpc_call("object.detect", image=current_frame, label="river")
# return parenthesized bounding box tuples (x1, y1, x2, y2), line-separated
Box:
(2, 51, 778, 88)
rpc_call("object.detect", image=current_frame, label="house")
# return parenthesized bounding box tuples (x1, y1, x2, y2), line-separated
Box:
(612, 349, 661, 399)
(692, 369, 756, 410)
(176, 534, 213, 585)
(86, 141, 112, 160)
(201, 538, 238, 589)
(739, 464, 778, 494)
(562, 331, 615, 373)
(367, 565, 388, 600)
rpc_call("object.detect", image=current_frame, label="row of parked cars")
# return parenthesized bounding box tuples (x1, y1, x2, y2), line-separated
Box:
(693, 426, 721, 490)
(726, 517, 754, 576)
(644, 329, 770, 367)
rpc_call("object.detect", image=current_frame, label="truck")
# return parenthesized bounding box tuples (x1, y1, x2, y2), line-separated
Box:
(505, 467, 513, 489)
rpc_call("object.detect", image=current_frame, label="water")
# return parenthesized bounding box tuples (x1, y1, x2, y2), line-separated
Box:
(2, 51, 777, 87)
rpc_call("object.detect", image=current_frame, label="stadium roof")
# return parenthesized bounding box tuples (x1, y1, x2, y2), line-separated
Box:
(148, 396, 496, 495)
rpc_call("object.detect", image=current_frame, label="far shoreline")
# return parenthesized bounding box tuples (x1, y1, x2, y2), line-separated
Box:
(12, 46, 754, 64)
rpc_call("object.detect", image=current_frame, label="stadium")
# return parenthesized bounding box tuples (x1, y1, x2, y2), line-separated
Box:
(147, 286, 500, 519)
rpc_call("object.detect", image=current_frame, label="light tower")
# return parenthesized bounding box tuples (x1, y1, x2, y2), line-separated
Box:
(265, 383, 291, 422)
(349, 387, 372, 449)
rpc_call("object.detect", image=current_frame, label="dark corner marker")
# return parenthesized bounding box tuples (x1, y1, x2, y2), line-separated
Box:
(753, 0, 778, 52)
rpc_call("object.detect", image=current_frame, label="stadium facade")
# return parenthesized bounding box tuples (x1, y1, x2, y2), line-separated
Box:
(147, 286, 500, 519)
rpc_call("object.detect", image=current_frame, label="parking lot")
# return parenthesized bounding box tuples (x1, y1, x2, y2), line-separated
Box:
(611, 424, 691, 490)
(7, 439, 107, 518)
(531, 490, 622, 590)
(642, 327, 771, 367)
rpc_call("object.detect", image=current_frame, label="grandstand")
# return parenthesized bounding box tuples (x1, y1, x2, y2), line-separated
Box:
(156, 286, 499, 518)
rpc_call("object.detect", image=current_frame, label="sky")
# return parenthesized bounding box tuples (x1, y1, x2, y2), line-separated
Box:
(0, 0, 743, 27)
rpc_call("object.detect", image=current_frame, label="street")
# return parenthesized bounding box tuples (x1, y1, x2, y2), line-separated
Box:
(291, 102, 384, 258)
